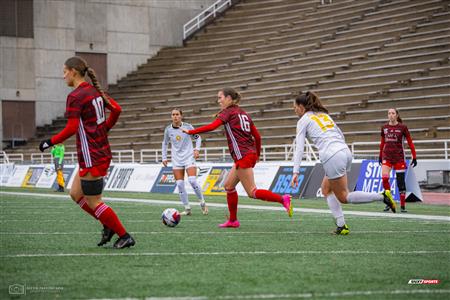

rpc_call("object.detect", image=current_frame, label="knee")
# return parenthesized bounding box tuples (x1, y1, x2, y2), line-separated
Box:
(70, 190, 80, 202)
(224, 183, 235, 192)
(187, 176, 197, 186)
(335, 192, 348, 204)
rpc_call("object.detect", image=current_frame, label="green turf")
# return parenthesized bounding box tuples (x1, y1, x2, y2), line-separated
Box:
(0, 188, 449, 300)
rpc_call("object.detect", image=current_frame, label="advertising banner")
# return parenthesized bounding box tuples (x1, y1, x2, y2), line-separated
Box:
(203, 166, 232, 195)
(0, 163, 15, 186)
(36, 165, 57, 188)
(21, 167, 44, 188)
(150, 167, 177, 193)
(51, 166, 76, 190)
(355, 160, 399, 200)
(269, 165, 313, 197)
(236, 164, 279, 196)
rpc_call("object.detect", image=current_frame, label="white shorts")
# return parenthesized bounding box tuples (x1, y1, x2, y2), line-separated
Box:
(322, 148, 352, 180)
(172, 157, 196, 170)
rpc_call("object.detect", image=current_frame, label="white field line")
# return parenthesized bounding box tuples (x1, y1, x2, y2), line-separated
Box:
(2, 250, 450, 258)
(1, 230, 449, 235)
(90, 288, 450, 299)
(1, 191, 449, 222)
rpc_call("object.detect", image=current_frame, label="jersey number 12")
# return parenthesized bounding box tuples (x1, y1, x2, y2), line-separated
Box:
(92, 97, 105, 125)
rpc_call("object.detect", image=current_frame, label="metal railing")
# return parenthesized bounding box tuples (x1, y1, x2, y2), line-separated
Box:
(183, 0, 232, 40)
(351, 139, 450, 160)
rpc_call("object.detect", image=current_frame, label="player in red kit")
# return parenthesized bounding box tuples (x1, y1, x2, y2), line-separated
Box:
(182, 88, 292, 228)
(39, 56, 135, 248)
(379, 108, 417, 213)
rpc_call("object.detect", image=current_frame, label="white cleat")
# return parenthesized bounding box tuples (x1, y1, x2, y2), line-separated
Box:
(200, 202, 208, 215)
(180, 209, 192, 216)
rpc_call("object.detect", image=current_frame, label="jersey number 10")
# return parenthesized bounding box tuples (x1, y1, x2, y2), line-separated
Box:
(92, 97, 105, 125)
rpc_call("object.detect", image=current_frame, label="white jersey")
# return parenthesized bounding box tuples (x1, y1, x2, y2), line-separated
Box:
(293, 111, 349, 173)
(162, 122, 201, 167)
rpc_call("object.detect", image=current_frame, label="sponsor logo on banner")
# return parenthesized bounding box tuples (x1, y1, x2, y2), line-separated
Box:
(21, 167, 44, 188)
(355, 160, 399, 200)
(203, 166, 231, 195)
(36, 165, 56, 188)
(150, 167, 177, 193)
(103, 165, 115, 186)
(0, 163, 15, 185)
(269, 166, 313, 197)
(408, 279, 440, 285)
(106, 167, 134, 190)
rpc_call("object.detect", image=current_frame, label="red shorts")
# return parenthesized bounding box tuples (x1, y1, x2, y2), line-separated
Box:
(79, 161, 111, 177)
(235, 153, 258, 169)
(382, 160, 406, 170)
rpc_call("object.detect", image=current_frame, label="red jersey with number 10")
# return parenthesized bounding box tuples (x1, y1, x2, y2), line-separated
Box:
(217, 105, 257, 161)
(65, 82, 112, 168)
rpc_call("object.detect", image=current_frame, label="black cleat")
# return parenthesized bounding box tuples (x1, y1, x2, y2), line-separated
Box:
(113, 233, 136, 249)
(98, 226, 115, 247)
(401, 206, 408, 213)
(333, 224, 350, 235)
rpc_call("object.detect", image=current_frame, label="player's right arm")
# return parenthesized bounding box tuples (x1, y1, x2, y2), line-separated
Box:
(183, 119, 223, 135)
(161, 126, 170, 167)
(291, 117, 308, 187)
(39, 95, 81, 152)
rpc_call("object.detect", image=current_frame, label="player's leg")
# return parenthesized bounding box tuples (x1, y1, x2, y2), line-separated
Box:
(82, 172, 135, 249)
(220, 165, 240, 227)
(322, 176, 348, 235)
(237, 167, 292, 217)
(173, 167, 191, 215)
(186, 166, 207, 215)
(395, 163, 407, 212)
(381, 163, 394, 211)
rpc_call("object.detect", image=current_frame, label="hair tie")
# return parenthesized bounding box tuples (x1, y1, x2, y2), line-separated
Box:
(84, 67, 89, 73)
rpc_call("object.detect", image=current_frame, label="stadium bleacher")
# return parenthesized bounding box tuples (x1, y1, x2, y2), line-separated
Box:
(6, 0, 450, 160)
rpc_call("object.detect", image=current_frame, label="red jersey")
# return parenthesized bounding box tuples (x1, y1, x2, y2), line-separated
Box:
(217, 105, 257, 161)
(65, 82, 112, 168)
(380, 123, 416, 163)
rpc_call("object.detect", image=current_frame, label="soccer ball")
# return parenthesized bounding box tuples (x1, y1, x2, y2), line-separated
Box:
(161, 208, 181, 227)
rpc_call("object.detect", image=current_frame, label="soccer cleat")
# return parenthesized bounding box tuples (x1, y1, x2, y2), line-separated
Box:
(282, 194, 293, 217)
(180, 208, 192, 216)
(334, 224, 350, 235)
(382, 190, 396, 213)
(113, 234, 136, 249)
(200, 202, 208, 215)
(401, 206, 408, 213)
(97, 225, 115, 246)
(383, 205, 390, 212)
(218, 220, 240, 228)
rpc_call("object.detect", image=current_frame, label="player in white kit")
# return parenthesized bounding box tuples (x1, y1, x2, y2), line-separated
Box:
(162, 108, 208, 216)
(290, 92, 396, 235)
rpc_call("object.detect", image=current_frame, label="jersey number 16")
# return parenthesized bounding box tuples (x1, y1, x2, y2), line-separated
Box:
(238, 114, 251, 132)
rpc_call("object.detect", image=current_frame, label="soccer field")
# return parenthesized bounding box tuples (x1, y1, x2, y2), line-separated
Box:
(0, 188, 449, 300)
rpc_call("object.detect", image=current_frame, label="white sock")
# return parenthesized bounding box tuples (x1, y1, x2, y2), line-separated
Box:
(176, 180, 190, 209)
(347, 191, 383, 204)
(188, 176, 205, 203)
(326, 194, 345, 227)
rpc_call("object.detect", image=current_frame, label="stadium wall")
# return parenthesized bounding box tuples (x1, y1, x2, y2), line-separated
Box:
(0, 0, 215, 146)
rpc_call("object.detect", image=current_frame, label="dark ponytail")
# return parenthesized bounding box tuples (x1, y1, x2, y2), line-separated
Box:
(64, 56, 111, 105)
(295, 91, 328, 114)
(394, 108, 402, 123)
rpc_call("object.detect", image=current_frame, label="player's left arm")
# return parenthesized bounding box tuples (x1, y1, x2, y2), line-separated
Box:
(404, 126, 417, 167)
(250, 123, 261, 158)
(105, 97, 122, 131)
(183, 119, 223, 135)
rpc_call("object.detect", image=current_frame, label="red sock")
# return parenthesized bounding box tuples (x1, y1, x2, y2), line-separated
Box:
(252, 189, 283, 204)
(400, 193, 406, 208)
(382, 176, 391, 191)
(77, 197, 96, 219)
(226, 188, 238, 221)
(94, 202, 127, 237)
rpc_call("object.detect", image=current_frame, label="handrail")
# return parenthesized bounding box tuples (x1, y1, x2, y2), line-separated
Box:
(351, 139, 450, 159)
(183, 0, 232, 40)
(0, 151, 9, 164)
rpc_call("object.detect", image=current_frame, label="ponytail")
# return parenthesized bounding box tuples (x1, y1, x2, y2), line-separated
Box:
(295, 91, 328, 114)
(394, 108, 402, 123)
(64, 56, 111, 105)
(86, 67, 111, 106)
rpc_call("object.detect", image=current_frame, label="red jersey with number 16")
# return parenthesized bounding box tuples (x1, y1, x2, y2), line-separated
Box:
(65, 82, 112, 168)
(217, 105, 257, 161)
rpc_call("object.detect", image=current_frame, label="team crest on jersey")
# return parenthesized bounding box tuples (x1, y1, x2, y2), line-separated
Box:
(176, 135, 181, 141)
(384, 128, 389, 135)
